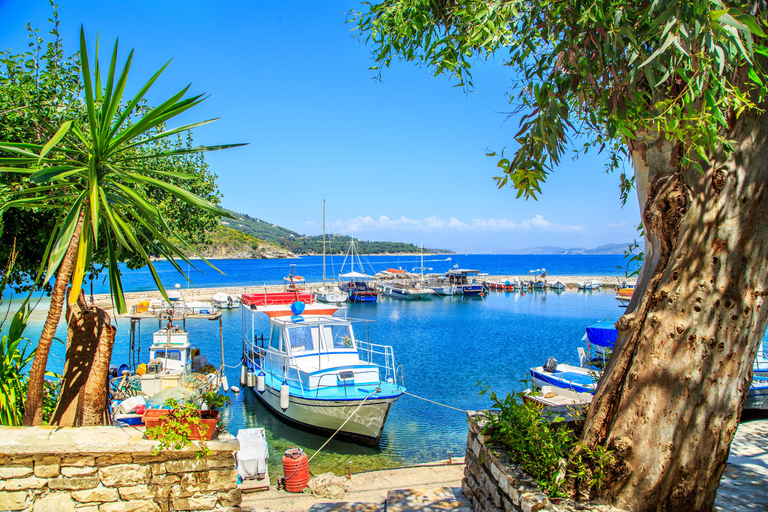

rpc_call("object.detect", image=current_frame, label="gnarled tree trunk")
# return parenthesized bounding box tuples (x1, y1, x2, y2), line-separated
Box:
(573, 107, 768, 511)
(22, 210, 84, 426)
(51, 290, 116, 426)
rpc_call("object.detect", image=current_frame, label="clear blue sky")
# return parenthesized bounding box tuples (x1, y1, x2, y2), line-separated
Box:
(0, 0, 641, 252)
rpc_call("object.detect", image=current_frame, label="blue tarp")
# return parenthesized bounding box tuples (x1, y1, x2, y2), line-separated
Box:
(586, 320, 618, 348)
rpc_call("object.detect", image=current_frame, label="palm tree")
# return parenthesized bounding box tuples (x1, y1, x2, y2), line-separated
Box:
(0, 28, 244, 425)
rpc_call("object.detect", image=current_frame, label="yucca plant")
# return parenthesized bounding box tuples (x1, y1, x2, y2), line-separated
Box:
(0, 27, 245, 425)
(0, 304, 33, 426)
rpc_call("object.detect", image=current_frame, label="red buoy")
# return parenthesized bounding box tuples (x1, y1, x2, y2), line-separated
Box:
(282, 448, 310, 493)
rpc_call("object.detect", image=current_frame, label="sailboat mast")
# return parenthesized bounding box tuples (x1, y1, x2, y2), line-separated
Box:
(322, 200, 327, 285)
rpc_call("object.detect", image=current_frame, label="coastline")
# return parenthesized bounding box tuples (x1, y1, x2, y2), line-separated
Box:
(90, 275, 637, 314)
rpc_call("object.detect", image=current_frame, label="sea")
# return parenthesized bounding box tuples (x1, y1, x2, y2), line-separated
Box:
(6, 254, 638, 478)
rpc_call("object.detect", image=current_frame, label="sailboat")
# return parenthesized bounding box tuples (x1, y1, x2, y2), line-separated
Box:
(314, 200, 348, 303)
(338, 236, 378, 303)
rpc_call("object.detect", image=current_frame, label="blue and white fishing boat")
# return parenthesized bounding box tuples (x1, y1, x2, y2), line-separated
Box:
(240, 301, 404, 445)
(530, 361, 597, 394)
(444, 268, 484, 296)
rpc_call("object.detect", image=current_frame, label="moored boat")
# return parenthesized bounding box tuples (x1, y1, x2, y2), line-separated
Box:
(378, 274, 433, 300)
(530, 361, 598, 394)
(212, 292, 240, 309)
(444, 268, 484, 296)
(313, 200, 349, 304)
(240, 302, 405, 445)
(483, 280, 514, 291)
(338, 238, 378, 303)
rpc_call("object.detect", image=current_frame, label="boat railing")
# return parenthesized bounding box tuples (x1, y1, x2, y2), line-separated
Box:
(356, 340, 405, 388)
(249, 343, 307, 396)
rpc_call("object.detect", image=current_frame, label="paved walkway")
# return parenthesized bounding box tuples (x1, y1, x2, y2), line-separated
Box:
(241, 419, 768, 512)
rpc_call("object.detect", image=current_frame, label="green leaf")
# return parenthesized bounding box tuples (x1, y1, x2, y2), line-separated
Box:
(37, 120, 72, 166)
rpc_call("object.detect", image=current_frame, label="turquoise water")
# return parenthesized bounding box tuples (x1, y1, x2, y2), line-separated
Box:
(5, 255, 633, 476)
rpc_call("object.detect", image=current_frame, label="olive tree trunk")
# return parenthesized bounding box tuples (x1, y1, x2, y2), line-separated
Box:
(51, 290, 116, 426)
(573, 107, 768, 511)
(22, 210, 84, 426)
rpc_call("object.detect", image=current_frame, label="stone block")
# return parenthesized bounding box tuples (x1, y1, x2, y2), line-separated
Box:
(170, 483, 193, 499)
(150, 462, 166, 475)
(180, 468, 237, 492)
(62, 457, 95, 467)
(95, 454, 132, 466)
(172, 493, 218, 510)
(218, 487, 242, 507)
(207, 455, 235, 469)
(165, 458, 207, 473)
(5, 476, 47, 490)
(33, 493, 76, 512)
(117, 484, 170, 500)
(71, 485, 119, 503)
(519, 492, 548, 512)
(0, 465, 33, 479)
(48, 477, 100, 491)
(151, 474, 179, 485)
(502, 496, 516, 512)
(0, 491, 28, 511)
(98, 500, 161, 512)
(471, 438, 482, 457)
(98, 464, 151, 487)
(76, 507, 99, 512)
(62, 466, 97, 477)
(131, 455, 165, 464)
(34, 456, 61, 479)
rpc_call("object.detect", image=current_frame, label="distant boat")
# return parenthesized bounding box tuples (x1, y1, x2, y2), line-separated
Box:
(212, 292, 240, 309)
(444, 268, 484, 296)
(314, 201, 349, 304)
(578, 279, 602, 290)
(549, 280, 566, 291)
(378, 274, 433, 300)
(338, 238, 378, 303)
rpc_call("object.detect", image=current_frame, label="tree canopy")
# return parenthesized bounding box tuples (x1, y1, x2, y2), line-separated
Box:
(356, 0, 767, 201)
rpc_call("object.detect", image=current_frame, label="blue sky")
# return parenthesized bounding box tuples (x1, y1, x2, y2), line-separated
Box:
(0, 0, 641, 252)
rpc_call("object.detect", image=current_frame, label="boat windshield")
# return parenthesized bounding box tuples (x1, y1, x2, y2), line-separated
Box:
(285, 325, 319, 353)
(322, 324, 354, 350)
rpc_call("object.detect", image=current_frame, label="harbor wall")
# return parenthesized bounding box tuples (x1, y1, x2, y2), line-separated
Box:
(462, 411, 552, 512)
(0, 426, 240, 512)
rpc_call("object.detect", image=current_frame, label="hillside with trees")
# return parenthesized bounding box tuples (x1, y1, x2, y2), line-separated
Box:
(221, 213, 453, 255)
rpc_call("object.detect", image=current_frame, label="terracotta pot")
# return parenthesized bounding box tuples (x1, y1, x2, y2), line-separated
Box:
(143, 408, 219, 441)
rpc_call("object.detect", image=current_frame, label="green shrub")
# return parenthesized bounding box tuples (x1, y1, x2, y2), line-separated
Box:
(0, 305, 33, 426)
(479, 384, 612, 498)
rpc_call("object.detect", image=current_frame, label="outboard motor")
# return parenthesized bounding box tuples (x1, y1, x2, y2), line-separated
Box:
(543, 357, 558, 373)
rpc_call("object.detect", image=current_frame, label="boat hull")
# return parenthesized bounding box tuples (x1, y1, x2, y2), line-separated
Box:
(458, 284, 484, 296)
(348, 293, 378, 303)
(314, 292, 348, 303)
(251, 384, 398, 445)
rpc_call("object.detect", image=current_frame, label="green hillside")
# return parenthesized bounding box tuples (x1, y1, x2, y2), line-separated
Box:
(221, 213, 452, 255)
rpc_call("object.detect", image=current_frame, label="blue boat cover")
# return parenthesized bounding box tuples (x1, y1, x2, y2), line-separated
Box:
(586, 320, 618, 348)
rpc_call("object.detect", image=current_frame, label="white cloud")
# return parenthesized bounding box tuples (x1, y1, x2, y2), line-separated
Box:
(328, 214, 584, 234)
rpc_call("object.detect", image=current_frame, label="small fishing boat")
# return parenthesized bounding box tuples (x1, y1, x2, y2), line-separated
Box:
(615, 281, 636, 304)
(378, 275, 433, 300)
(240, 299, 405, 445)
(428, 276, 457, 296)
(523, 385, 593, 408)
(530, 360, 597, 393)
(444, 267, 484, 296)
(483, 280, 514, 291)
(529, 268, 547, 290)
(212, 292, 240, 309)
(549, 280, 566, 291)
(578, 279, 603, 291)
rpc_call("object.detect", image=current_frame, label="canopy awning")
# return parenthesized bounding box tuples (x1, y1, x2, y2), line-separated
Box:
(339, 271, 371, 279)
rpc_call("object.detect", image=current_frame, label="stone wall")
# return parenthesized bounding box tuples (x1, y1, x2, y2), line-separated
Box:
(462, 411, 553, 512)
(0, 426, 240, 512)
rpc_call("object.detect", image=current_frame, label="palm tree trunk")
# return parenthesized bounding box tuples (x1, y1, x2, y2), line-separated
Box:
(51, 290, 116, 426)
(22, 209, 84, 426)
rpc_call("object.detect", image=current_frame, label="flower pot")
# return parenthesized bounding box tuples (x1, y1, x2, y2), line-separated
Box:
(143, 408, 219, 441)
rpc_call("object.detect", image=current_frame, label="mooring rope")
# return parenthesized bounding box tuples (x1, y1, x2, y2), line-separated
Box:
(307, 390, 377, 464)
(403, 391, 467, 412)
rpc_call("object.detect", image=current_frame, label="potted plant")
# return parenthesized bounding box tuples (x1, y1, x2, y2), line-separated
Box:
(144, 398, 220, 457)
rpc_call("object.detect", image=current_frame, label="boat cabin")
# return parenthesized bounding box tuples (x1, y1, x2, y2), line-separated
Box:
(262, 316, 382, 391)
(444, 268, 480, 285)
(149, 325, 192, 374)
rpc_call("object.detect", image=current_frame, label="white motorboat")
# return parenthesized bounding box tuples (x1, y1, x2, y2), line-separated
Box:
(444, 268, 484, 295)
(240, 299, 404, 445)
(212, 292, 240, 309)
(578, 279, 602, 290)
(549, 280, 566, 291)
(530, 360, 598, 394)
(378, 275, 433, 300)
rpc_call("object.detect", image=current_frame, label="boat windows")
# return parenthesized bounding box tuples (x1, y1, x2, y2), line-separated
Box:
(323, 324, 354, 350)
(270, 325, 281, 351)
(152, 350, 181, 361)
(286, 326, 318, 353)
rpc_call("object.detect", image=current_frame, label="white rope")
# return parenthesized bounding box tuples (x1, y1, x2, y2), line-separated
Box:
(308, 390, 378, 464)
(403, 391, 467, 412)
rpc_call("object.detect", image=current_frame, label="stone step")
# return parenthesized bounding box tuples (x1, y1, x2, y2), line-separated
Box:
(308, 502, 384, 512)
(386, 486, 471, 511)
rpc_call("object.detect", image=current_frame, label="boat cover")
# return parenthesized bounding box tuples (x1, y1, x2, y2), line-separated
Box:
(236, 428, 269, 479)
(339, 271, 371, 279)
(586, 320, 618, 349)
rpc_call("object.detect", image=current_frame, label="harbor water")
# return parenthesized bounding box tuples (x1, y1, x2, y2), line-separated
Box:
(7, 254, 636, 477)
